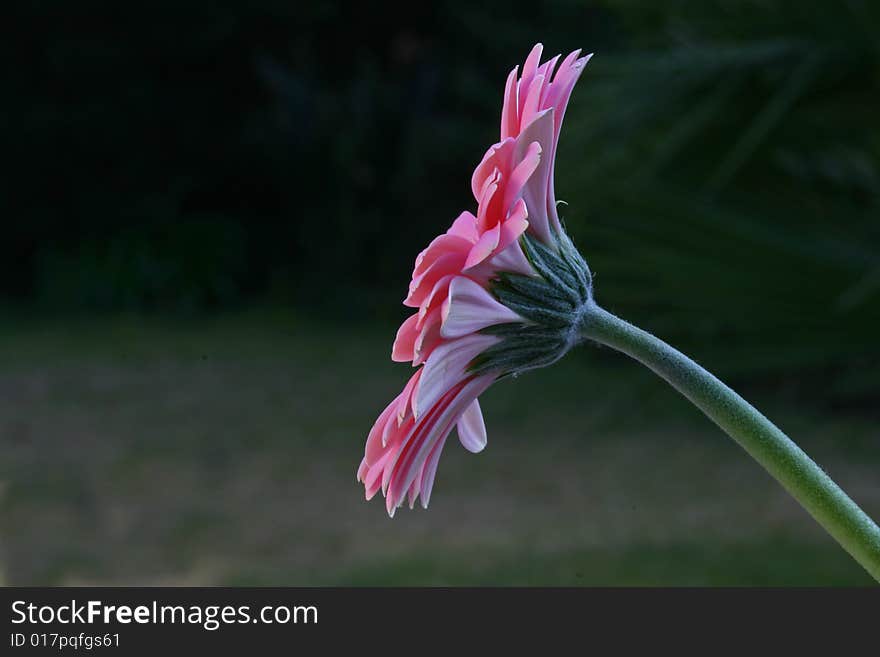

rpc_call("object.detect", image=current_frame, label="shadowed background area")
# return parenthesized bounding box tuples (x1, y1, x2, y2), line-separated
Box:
(2, 0, 878, 585)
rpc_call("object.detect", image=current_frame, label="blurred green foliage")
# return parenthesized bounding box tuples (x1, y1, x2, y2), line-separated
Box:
(559, 0, 880, 399)
(36, 216, 248, 312)
(5, 1, 878, 396)
(5, 1, 607, 314)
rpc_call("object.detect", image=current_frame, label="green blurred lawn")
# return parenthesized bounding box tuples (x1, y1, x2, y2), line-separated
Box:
(1, 311, 877, 585)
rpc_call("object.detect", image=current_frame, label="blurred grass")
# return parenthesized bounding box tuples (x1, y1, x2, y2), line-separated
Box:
(0, 311, 877, 585)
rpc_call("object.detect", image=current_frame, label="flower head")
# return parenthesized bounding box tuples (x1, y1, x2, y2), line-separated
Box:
(357, 44, 593, 516)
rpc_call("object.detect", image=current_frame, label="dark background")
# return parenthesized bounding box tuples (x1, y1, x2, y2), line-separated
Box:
(2, 1, 878, 585)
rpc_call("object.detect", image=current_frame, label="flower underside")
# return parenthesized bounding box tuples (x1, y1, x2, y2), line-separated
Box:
(471, 230, 592, 376)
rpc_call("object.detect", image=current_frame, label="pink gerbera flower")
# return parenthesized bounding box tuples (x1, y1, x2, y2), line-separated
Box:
(357, 44, 593, 516)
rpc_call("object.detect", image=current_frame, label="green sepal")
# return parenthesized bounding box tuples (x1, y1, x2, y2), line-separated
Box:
(472, 230, 593, 377)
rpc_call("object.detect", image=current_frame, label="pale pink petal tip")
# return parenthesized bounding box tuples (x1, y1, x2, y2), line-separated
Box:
(391, 313, 420, 362)
(440, 276, 521, 339)
(457, 398, 487, 453)
(463, 223, 501, 270)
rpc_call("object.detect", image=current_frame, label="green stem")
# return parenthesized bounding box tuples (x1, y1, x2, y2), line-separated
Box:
(579, 302, 880, 582)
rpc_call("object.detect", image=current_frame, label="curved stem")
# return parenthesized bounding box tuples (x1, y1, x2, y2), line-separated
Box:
(579, 302, 880, 582)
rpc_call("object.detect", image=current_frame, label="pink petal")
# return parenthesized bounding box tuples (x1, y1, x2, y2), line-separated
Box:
(395, 369, 422, 426)
(547, 50, 587, 136)
(487, 239, 535, 277)
(367, 398, 401, 462)
(382, 414, 416, 495)
(544, 52, 591, 232)
(415, 333, 499, 419)
(504, 141, 542, 211)
(364, 390, 406, 462)
(520, 73, 545, 128)
(363, 451, 392, 499)
(419, 433, 449, 508)
(457, 397, 487, 453)
(381, 411, 398, 449)
(387, 374, 496, 512)
(391, 313, 420, 362)
(464, 223, 501, 270)
(416, 274, 453, 329)
(413, 307, 443, 366)
(514, 108, 555, 243)
(497, 199, 529, 253)
(518, 43, 544, 118)
(382, 386, 450, 502)
(471, 144, 502, 202)
(501, 66, 520, 139)
(413, 234, 473, 277)
(535, 54, 561, 109)
(447, 211, 479, 243)
(404, 252, 464, 307)
(474, 178, 500, 234)
(440, 276, 522, 339)
(407, 474, 421, 509)
(471, 139, 514, 204)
